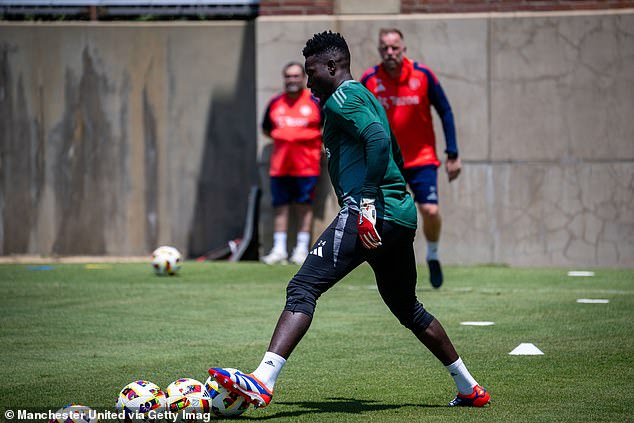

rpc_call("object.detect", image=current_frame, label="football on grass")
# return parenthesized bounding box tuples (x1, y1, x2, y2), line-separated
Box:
(151, 246, 182, 276)
(205, 373, 250, 417)
(115, 380, 167, 422)
(49, 404, 99, 423)
(166, 378, 211, 422)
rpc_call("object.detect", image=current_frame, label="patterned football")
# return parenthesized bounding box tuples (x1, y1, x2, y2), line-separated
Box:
(115, 380, 167, 422)
(205, 372, 250, 417)
(166, 378, 211, 422)
(49, 404, 100, 423)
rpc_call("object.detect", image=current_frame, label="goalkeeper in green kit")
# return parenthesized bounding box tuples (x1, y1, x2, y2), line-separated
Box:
(209, 30, 490, 409)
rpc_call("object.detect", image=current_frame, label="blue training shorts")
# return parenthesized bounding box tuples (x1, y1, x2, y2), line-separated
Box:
(402, 165, 439, 205)
(270, 176, 319, 207)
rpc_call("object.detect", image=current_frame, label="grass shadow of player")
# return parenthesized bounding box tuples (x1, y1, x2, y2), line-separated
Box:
(239, 397, 445, 419)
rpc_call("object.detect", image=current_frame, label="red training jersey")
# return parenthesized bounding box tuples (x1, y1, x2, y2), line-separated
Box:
(361, 57, 457, 169)
(262, 88, 323, 177)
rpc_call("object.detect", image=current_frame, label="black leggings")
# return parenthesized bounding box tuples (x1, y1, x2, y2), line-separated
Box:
(284, 207, 435, 332)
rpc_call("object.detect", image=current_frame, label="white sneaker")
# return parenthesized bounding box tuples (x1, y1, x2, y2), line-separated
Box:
(261, 249, 288, 265)
(289, 248, 308, 265)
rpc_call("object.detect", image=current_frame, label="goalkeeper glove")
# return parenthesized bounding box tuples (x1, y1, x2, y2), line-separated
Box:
(358, 198, 382, 249)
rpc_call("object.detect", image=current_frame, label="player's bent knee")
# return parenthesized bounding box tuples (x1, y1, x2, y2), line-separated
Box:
(420, 204, 440, 218)
(284, 279, 318, 317)
(394, 304, 435, 332)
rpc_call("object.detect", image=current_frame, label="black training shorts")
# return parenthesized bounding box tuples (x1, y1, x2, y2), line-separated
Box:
(284, 207, 434, 332)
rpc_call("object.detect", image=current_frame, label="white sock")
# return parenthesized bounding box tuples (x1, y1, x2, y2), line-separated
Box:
(445, 357, 478, 395)
(427, 241, 439, 261)
(251, 351, 286, 391)
(273, 232, 287, 254)
(296, 231, 311, 252)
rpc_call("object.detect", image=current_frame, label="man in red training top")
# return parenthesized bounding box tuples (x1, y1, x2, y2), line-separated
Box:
(361, 28, 461, 288)
(261, 62, 323, 265)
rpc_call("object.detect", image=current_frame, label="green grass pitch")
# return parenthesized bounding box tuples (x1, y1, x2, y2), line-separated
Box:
(0, 262, 632, 422)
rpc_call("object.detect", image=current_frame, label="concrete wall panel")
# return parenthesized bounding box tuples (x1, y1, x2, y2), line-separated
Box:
(490, 13, 634, 161)
(0, 22, 257, 257)
(335, 0, 400, 15)
(257, 11, 634, 267)
(435, 162, 634, 267)
(1, 10, 632, 267)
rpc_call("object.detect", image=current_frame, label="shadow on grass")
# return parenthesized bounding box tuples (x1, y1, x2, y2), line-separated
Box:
(241, 397, 444, 419)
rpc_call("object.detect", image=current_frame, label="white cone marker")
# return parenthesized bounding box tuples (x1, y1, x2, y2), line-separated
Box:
(509, 343, 544, 355)
(567, 271, 594, 277)
(576, 299, 609, 304)
(460, 321, 495, 326)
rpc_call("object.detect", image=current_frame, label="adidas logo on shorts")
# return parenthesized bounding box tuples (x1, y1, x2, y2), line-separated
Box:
(310, 240, 327, 258)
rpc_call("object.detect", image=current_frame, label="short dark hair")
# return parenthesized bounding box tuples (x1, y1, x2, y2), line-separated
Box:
(379, 28, 404, 40)
(283, 61, 305, 76)
(302, 30, 350, 63)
